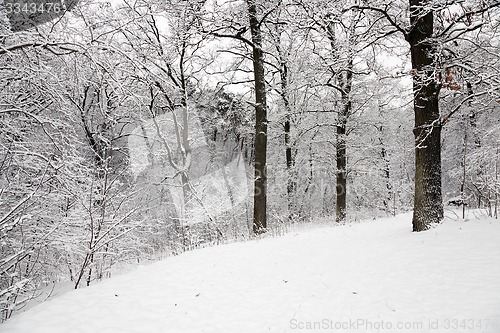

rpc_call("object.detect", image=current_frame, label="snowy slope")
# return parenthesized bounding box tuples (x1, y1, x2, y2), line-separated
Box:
(2, 211, 500, 333)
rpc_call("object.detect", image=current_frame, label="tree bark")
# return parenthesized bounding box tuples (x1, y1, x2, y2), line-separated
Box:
(408, 0, 444, 231)
(378, 126, 392, 213)
(336, 102, 348, 223)
(276, 37, 296, 220)
(284, 115, 296, 219)
(247, 0, 268, 233)
(327, 21, 353, 223)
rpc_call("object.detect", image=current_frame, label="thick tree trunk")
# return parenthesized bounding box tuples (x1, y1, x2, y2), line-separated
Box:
(408, 0, 444, 231)
(336, 111, 347, 222)
(327, 20, 353, 223)
(279, 52, 296, 220)
(335, 86, 351, 222)
(284, 115, 296, 218)
(247, 0, 268, 233)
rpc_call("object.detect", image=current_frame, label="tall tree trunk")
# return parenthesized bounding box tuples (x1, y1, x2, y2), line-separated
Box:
(378, 126, 392, 213)
(335, 83, 352, 222)
(336, 103, 348, 223)
(327, 21, 353, 223)
(284, 114, 296, 219)
(247, 0, 268, 233)
(408, 0, 444, 231)
(179, 47, 193, 220)
(461, 115, 468, 219)
(275, 30, 296, 220)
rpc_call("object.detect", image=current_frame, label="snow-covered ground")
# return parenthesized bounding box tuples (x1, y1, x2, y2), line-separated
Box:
(2, 210, 500, 333)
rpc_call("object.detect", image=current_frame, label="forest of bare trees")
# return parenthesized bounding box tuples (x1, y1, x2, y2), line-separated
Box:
(1, 0, 499, 321)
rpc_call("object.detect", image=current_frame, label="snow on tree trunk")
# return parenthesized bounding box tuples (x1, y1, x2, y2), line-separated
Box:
(247, 0, 268, 234)
(408, 0, 444, 231)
